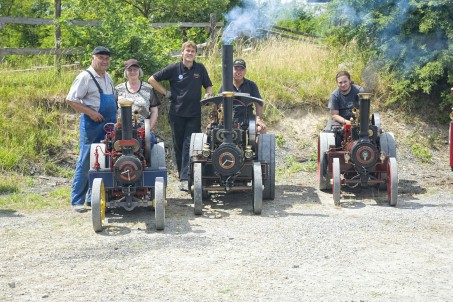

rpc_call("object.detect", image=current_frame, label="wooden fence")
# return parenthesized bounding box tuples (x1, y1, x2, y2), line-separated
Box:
(1, 13, 317, 66)
(0, 16, 223, 57)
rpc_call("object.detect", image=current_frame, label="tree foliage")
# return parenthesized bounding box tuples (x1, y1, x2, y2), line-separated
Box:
(326, 0, 453, 110)
(0, 0, 54, 47)
(0, 0, 239, 77)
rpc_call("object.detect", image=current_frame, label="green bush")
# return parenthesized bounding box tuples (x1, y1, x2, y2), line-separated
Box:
(411, 143, 432, 163)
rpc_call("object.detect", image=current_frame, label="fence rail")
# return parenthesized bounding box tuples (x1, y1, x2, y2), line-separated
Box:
(0, 16, 222, 60)
(0, 17, 223, 28)
(0, 47, 83, 57)
(0, 16, 101, 26)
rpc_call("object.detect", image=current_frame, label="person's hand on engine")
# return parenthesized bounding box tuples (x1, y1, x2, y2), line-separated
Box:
(256, 117, 267, 134)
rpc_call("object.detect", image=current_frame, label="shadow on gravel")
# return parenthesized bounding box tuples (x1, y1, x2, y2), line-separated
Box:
(392, 196, 452, 210)
(98, 225, 132, 236)
(0, 209, 24, 218)
(398, 179, 427, 195)
(332, 186, 393, 209)
(165, 184, 324, 220)
(88, 208, 161, 236)
(277, 184, 321, 204)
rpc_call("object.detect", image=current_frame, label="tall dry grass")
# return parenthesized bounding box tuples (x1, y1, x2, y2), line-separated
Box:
(203, 38, 368, 123)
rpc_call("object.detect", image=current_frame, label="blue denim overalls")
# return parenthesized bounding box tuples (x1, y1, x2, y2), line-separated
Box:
(70, 71, 117, 206)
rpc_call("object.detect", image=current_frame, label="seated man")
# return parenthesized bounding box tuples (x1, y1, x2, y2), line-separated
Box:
(325, 70, 364, 131)
(218, 59, 267, 133)
(325, 71, 364, 147)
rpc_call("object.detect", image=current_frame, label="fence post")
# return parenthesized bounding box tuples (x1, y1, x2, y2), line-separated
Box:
(54, 0, 62, 73)
(209, 13, 216, 45)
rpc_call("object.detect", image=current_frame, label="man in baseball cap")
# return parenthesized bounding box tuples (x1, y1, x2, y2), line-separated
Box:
(66, 45, 116, 212)
(218, 58, 267, 133)
(92, 46, 111, 56)
(233, 59, 246, 69)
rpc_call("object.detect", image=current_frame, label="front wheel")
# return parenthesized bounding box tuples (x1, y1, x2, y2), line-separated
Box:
(387, 157, 398, 206)
(193, 163, 203, 215)
(154, 177, 165, 230)
(253, 162, 263, 214)
(332, 158, 341, 206)
(91, 178, 106, 232)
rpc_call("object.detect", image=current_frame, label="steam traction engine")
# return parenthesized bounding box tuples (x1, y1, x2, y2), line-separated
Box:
(318, 93, 398, 206)
(89, 99, 167, 232)
(188, 44, 276, 215)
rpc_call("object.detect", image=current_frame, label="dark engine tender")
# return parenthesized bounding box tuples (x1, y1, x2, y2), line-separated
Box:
(188, 44, 276, 215)
(318, 93, 398, 206)
(88, 100, 167, 232)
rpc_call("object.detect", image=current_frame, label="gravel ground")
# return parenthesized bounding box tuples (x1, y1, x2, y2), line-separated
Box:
(1, 108, 453, 301)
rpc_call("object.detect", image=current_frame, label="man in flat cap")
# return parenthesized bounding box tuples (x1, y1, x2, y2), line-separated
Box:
(66, 46, 117, 212)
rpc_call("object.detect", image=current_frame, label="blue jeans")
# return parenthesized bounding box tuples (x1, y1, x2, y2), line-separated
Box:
(70, 92, 116, 206)
(70, 137, 92, 206)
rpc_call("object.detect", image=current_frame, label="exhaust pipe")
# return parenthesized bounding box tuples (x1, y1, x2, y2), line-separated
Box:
(358, 93, 371, 138)
(221, 44, 233, 144)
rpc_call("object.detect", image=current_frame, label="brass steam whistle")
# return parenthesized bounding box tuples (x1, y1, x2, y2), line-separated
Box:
(133, 110, 139, 127)
(352, 107, 359, 125)
(217, 105, 223, 124)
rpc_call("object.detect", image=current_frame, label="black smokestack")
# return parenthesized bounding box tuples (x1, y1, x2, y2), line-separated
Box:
(120, 102, 133, 141)
(222, 44, 234, 143)
(222, 44, 233, 92)
(358, 93, 371, 138)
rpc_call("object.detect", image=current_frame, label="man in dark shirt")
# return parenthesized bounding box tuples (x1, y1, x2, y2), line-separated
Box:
(219, 58, 267, 133)
(326, 70, 364, 129)
(148, 41, 213, 191)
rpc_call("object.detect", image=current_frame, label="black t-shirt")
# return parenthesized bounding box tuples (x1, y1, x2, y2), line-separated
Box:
(327, 84, 364, 120)
(219, 78, 262, 122)
(153, 61, 212, 117)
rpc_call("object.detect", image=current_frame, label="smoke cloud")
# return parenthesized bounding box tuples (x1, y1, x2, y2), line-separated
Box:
(222, 0, 301, 44)
(334, 0, 448, 77)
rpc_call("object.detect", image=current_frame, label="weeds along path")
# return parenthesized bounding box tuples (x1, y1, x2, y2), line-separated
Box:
(1, 106, 453, 301)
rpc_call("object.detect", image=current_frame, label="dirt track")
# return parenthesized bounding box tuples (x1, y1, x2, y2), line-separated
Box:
(1, 109, 453, 301)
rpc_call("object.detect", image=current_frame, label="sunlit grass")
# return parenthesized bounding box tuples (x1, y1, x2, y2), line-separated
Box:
(203, 38, 368, 124)
(0, 67, 78, 173)
(0, 191, 69, 211)
(0, 173, 70, 210)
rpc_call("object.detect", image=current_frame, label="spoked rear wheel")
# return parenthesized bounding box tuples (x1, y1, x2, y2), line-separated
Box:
(91, 178, 106, 232)
(258, 134, 275, 200)
(332, 158, 341, 206)
(387, 157, 398, 206)
(154, 177, 165, 230)
(150, 142, 166, 169)
(318, 132, 335, 190)
(378, 132, 397, 190)
(252, 162, 263, 214)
